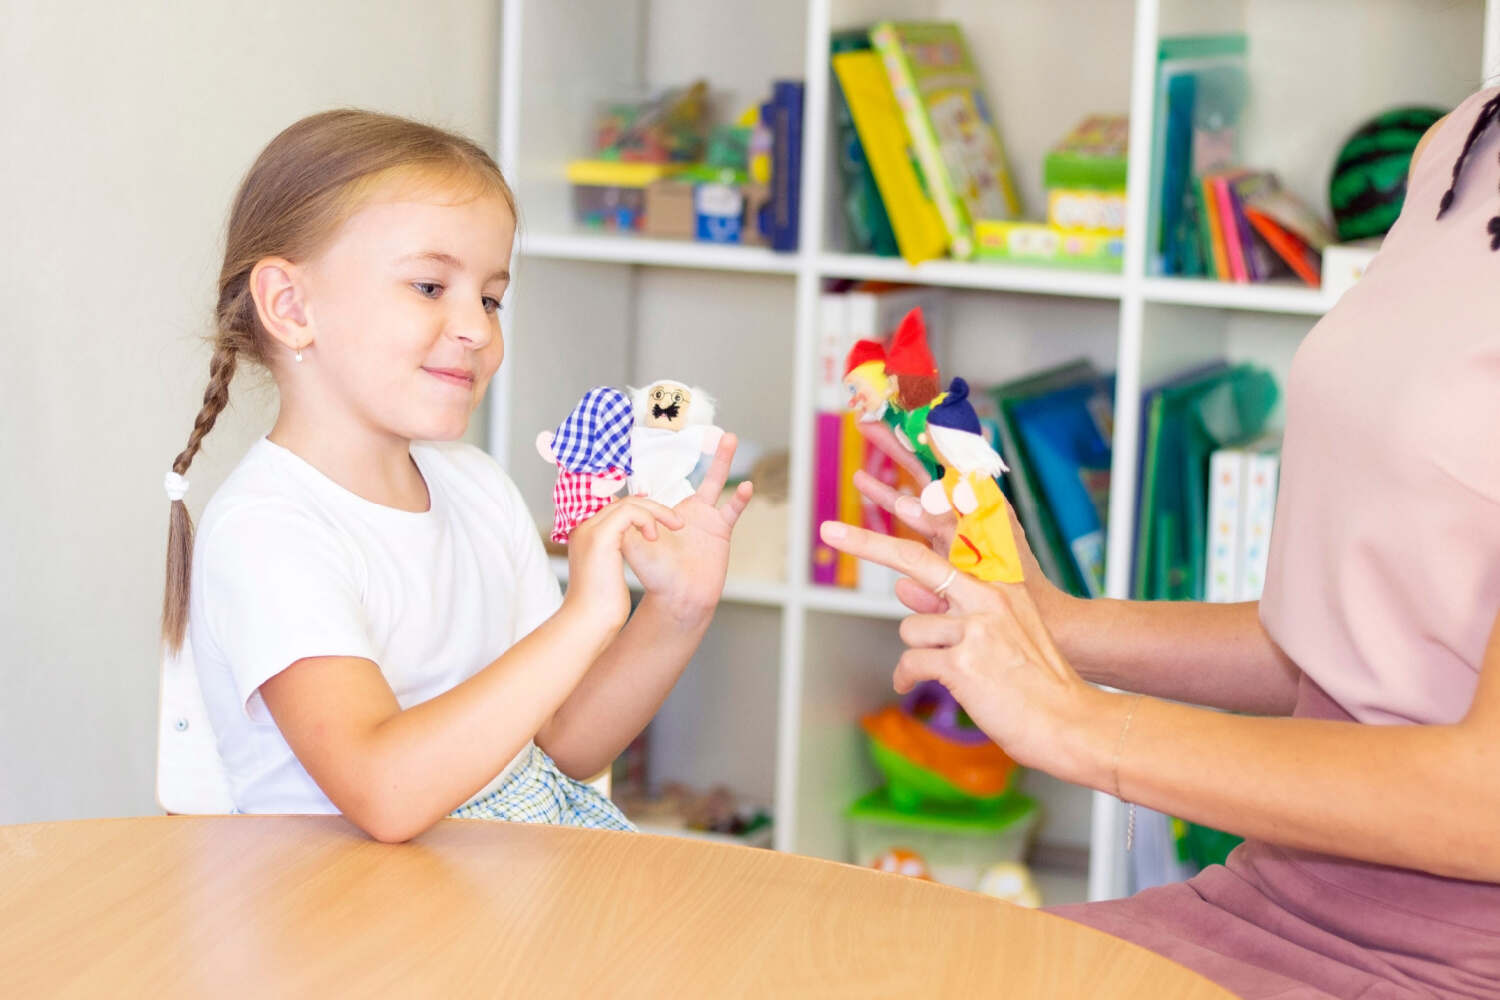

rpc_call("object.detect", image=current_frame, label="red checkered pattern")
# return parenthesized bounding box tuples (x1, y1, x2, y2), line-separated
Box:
(551, 467, 625, 542)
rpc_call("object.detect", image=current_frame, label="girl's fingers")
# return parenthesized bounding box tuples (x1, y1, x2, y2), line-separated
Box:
(894, 576, 948, 615)
(900, 613, 964, 649)
(619, 495, 684, 530)
(694, 432, 738, 503)
(719, 480, 753, 527)
(892, 648, 949, 695)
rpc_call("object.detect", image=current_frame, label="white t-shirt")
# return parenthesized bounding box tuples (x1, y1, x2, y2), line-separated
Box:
(189, 437, 562, 814)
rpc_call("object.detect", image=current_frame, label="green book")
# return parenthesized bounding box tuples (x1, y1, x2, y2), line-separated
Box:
(986, 361, 1097, 597)
(869, 21, 1022, 259)
(830, 30, 899, 256)
(1134, 365, 1279, 600)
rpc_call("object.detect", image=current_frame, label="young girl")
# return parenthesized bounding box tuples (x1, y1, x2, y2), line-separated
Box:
(162, 110, 752, 842)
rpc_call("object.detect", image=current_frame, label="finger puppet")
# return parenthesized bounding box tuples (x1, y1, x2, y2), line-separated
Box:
(843, 339, 891, 423)
(536, 387, 633, 543)
(843, 338, 931, 485)
(921, 378, 1025, 583)
(884, 307, 947, 481)
(628, 379, 723, 507)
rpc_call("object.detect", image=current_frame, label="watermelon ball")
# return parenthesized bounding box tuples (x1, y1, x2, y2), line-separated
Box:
(1329, 106, 1446, 241)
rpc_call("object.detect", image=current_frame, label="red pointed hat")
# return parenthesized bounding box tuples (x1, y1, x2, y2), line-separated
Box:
(885, 308, 937, 377)
(844, 338, 887, 376)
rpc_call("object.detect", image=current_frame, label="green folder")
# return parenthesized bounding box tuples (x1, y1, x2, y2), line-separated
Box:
(1134, 364, 1278, 601)
(985, 361, 1097, 597)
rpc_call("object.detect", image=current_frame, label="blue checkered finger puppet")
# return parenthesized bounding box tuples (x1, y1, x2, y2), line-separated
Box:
(536, 387, 634, 542)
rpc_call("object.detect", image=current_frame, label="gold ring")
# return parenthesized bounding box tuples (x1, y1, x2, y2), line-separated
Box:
(933, 567, 959, 598)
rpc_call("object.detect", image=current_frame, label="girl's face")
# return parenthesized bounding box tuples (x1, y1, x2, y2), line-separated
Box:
(298, 180, 515, 442)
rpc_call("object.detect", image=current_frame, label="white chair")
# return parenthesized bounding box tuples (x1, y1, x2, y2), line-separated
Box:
(156, 640, 235, 814)
(157, 640, 611, 813)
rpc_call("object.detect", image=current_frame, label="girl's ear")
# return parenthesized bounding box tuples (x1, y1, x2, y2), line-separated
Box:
(535, 431, 558, 464)
(250, 257, 313, 355)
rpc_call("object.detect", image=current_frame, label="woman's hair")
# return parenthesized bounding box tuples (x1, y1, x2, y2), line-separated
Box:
(162, 110, 515, 652)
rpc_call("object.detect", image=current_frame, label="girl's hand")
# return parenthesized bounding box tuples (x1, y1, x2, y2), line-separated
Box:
(566, 496, 683, 631)
(818, 520, 1103, 780)
(853, 469, 1062, 621)
(623, 433, 753, 625)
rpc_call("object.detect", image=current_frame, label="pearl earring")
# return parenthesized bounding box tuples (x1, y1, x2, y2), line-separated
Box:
(295, 349, 304, 363)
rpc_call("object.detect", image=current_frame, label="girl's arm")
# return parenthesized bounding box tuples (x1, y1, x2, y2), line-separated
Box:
(538, 434, 754, 778)
(258, 496, 680, 843)
(854, 469, 1300, 715)
(824, 521, 1500, 882)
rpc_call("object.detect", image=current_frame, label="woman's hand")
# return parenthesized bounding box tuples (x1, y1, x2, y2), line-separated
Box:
(851, 469, 1065, 623)
(623, 433, 754, 625)
(565, 495, 683, 632)
(819, 520, 1106, 781)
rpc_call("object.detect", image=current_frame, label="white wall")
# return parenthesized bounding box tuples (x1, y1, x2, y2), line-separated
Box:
(0, 1, 500, 823)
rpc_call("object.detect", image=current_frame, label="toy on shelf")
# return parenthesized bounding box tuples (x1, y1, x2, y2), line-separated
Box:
(1330, 106, 1445, 241)
(594, 79, 711, 164)
(536, 387, 634, 543)
(862, 679, 1018, 810)
(870, 847, 933, 880)
(1044, 115, 1128, 236)
(921, 378, 1025, 584)
(977, 861, 1042, 907)
(628, 380, 723, 507)
(848, 786, 1039, 891)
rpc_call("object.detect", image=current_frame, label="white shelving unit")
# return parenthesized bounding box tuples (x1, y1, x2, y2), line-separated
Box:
(492, 0, 1498, 903)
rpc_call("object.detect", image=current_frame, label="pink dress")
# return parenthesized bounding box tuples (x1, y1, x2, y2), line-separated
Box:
(1048, 87, 1500, 999)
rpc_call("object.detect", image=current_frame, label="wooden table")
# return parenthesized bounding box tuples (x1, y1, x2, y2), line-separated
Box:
(1, 816, 1231, 998)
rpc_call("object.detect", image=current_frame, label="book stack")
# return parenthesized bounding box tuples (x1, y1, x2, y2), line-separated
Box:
(1148, 34, 1338, 288)
(831, 21, 1021, 264)
(1206, 434, 1282, 602)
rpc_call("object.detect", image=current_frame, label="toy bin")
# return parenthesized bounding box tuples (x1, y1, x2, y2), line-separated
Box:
(566, 160, 683, 233)
(847, 788, 1039, 891)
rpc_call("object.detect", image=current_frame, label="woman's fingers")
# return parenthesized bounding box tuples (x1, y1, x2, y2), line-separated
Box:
(853, 469, 949, 546)
(893, 648, 949, 694)
(900, 613, 964, 649)
(820, 520, 948, 582)
(854, 421, 932, 486)
(894, 576, 948, 615)
(819, 520, 995, 613)
(694, 432, 738, 503)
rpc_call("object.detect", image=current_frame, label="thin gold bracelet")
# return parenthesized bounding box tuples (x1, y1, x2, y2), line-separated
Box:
(1112, 693, 1143, 851)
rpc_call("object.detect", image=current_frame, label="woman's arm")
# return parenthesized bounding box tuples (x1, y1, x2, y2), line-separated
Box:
(854, 469, 1300, 715)
(258, 496, 680, 843)
(538, 434, 753, 778)
(824, 520, 1500, 882)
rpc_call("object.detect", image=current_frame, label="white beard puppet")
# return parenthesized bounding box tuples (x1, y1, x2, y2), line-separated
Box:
(628, 380, 723, 507)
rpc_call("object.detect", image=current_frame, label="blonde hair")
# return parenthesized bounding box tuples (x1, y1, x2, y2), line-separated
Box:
(162, 109, 516, 652)
(845, 360, 890, 402)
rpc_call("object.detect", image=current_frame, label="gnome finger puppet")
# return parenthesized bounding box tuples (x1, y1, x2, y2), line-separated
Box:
(628, 379, 722, 507)
(883, 308, 949, 482)
(537, 386, 633, 543)
(843, 339, 891, 423)
(922, 377, 1025, 584)
(843, 336, 931, 485)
